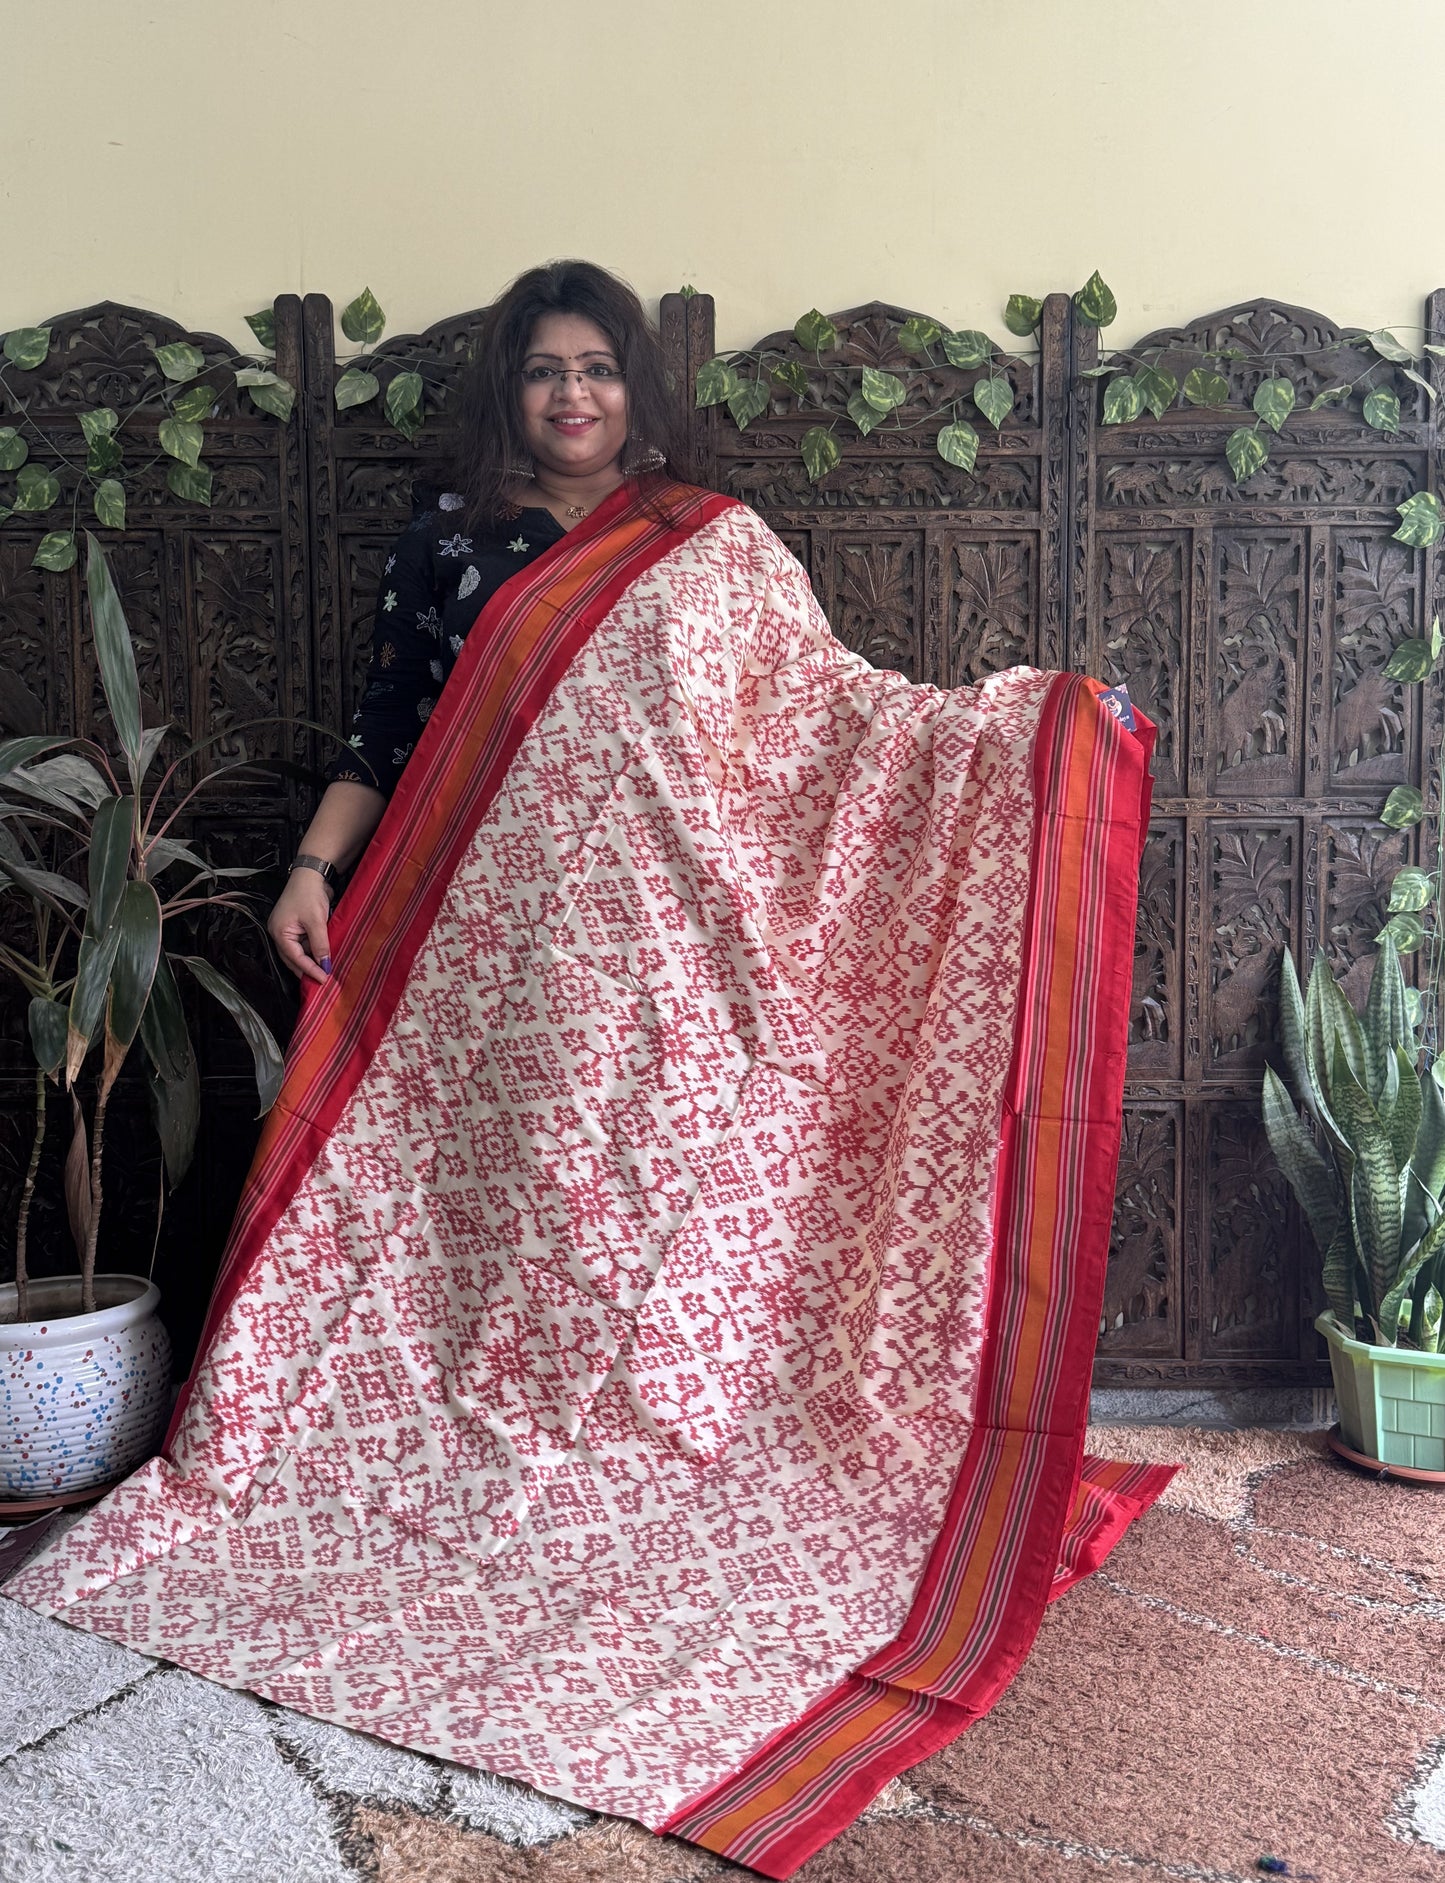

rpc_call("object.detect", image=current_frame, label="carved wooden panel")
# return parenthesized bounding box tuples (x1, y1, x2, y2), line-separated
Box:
(1210, 531, 1304, 797)
(1097, 534, 1186, 796)
(946, 537, 1037, 684)
(1200, 1102, 1295, 1358)
(1101, 1105, 1179, 1356)
(1131, 822, 1182, 1078)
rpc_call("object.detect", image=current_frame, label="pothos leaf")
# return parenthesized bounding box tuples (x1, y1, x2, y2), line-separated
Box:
(170, 383, 218, 424)
(3, 327, 51, 370)
(799, 426, 840, 482)
(1387, 866, 1435, 913)
(859, 367, 907, 413)
(158, 418, 203, 467)
(0, 427, 28, 471)
(943, 329, 992, 369)
(936, 419, 980, 471)
(334, 367, 380, 411)
(847, 391, 888, 436)
(694, 358, 739, 408)
(77, 408, 119, 446)
(31, 531, 77, 572)
(1363, 387, 1401, 434)
(151, 341, 206, 383)
(1310, 384, 1353, 410)
(769, 360, 810, 401)
(1073, 271, 1117, 328)
(1377, 911, 1426, 953)
(245, 307, 276, 351)
(1003, 294, 1043, 336)
(897, 317, 942, 356)
(14, 465, 59, 512)
(339, 287, 385, 345)
(166, 461, 213, 505)
(1133, 364, 1178, 417)
(1394, 490, 1444, 548)
(793, 309, 838, 354)
(972, 375, 1013, 430)
(1102, 374, 1143, 425)
(1380, 785, 1425, 829)
(1182, 368, 1230, 407)
(1382, 638, 1436, 682)
(1252, 375, 1295, 433)
(1225, 425, 1269, 483)
(727, 378, 771, 429)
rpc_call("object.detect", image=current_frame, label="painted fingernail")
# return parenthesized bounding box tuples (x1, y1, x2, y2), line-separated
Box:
(321, 957, 332, 974)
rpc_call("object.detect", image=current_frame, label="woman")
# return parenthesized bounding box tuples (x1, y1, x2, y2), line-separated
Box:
(9, 262, 1171, 1879)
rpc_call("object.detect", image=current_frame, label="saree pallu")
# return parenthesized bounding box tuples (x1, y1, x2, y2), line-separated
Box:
(6, 481, 1174, 1877)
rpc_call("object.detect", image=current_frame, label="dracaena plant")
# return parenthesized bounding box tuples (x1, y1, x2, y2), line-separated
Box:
(0, 531, 285, 1321)
(1263, 935, 1445, 1351)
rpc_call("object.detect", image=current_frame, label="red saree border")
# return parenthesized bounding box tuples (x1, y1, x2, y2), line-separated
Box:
(167, 479, 736, 1444)
(662, 674, 1165, 1877)
(1051, 1454, 1178, 1601)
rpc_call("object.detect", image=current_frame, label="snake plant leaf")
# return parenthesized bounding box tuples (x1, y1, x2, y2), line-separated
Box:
(1382, 638, 1436, 682)
(1394, 491, 1445, 548)
(1414, 1066, 1445, 1204)
(1279, 949, 1316, 1116)
(694, 358, 739, 408)
(0, 427, 28, 470)
(936, 419, 980, 472)
(799, 426, 841, 483)
(847, 392, 889, 436)
(3, 327, 51, 370)
(1402, 1167, 1440, 1267)
(333, 368, 380, 412)
(179, 955, 284, 1114)
(84, 532, 144, 784)
(769, 360, 810, 402)
(1305, 953, 1366, 1149)
(31, 532, 77, 573)
(1262, 1064, 1341, 1256)
(1333, 1045, 1405, 1332)
(793, 310, 838, 354)
(1422, 1284, 1443, 1352)
(897, 317, 942, 357)
(1363, 387, 1401, 435)
(1383, 1043, 1423, 1176)
(138, 951, 192, 1085)
(943, 329, 993, 369)
(1073, 272, 1117, 329)
(1252, 376, 1296, 433)
(151, 342, 206, 383)
(1133, 364, 1178, 418)
(93, 480, 126, 531)
(339, 287, 385, 345)
(165, 462, 213, 505)
(860, 368, 907, 414)
(1003, 294, 1043, 337)
(27, 996, 69, 1078)
(1182, 368, 1230, 407)
(245, 307, 276, 351)
(1363, 933, 1413, 1099)
(972, 375, 1014, 430)
(726, 378, 772, 430)
(1380, 786, 1425, 829)
(1320, 1218, 1357, 1329)
(1378, 1207, 1445, 1347)
(14, 465, 59, 512)
(1103, 374, 1143, 425)
(101, 879, 163, 1097)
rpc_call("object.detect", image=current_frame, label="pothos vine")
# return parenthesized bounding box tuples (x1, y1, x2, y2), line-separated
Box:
(690, 270, 1445, 1053)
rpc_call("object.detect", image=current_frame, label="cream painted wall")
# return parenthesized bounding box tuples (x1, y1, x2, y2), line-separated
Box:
(3, 0, 1444, 356)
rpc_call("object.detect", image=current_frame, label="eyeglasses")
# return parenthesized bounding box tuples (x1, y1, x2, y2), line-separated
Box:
(519, 364, 625, 386)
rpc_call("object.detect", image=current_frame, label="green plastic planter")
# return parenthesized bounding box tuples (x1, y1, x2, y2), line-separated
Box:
(1317, 1312, 1445, 1474)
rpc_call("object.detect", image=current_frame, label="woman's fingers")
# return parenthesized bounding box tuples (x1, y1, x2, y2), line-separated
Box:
(267, 876, 333, 984)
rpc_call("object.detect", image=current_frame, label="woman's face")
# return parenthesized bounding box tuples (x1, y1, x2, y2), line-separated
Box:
(518, 311, 629, 482)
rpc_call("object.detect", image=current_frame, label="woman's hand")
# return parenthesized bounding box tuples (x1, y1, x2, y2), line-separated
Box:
(268, 867, 334, 985)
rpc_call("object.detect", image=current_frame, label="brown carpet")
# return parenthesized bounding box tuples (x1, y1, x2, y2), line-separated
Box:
(6, 1430, 1443, 1880)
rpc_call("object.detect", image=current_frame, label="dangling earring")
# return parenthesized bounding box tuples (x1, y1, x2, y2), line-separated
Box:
(623, 436, 666, 476)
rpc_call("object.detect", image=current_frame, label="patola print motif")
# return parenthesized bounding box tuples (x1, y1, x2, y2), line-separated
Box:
(11, 509, 1059, 1831)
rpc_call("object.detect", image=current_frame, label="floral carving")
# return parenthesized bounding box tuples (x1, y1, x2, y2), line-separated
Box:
(831, 539, 920, 676)
(1321, 820, 1410, 1008)
(1203, 1107, 1289, 1352)
(1101, 536, 1185, 794)
(191, 539, 283, 765)
(1210, 825, 1293, 1067)
(1332, 534, 1413, 782)
(1102, 1108, 1177, 1351)
(1130, 825, 1179, 1071)
(1212, 532, 1301, 793)
(948, 539, 1034, 684)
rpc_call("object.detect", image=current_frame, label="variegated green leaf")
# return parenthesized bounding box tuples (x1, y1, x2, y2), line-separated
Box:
(860, 368, 907, 413)
(1073, 271, 1116, 328)
(1226, 426, 1268, 483)
(793, 309, 837, 354)
(1388, 866, 1435, 912)
(1394, 491, 1445, 548)
(897, 317, 942, 356)
(972, 375, 1013, 430)
(694, 358, 738, 408)
(93, 480, 125, 531)
(165, 461, 212, 505)
(1377, 912, 1426, 952)
(0, 427, 28, 471)
(1368, 329, 1416, 363)
(1383, 637, 1435, 681)
(727, 378, 771, 430)
(1310, 384, 1353, 410)
(333, 367, 380, 411)
(936, 419, 980, 472)
(14, 465, 59, 512)
(1182, 368, 1230, 407)
(86, 434, 123, 476)
(77, 408, 119, 446)
(245, 307, 276, 351)
(1403, 367, 1437, 403)
(31, 532, 76, 572)
(1133, 364, 1178, 418)
(1102, 375, 1143, 425)
(943, 329, 992, 369)
(384, 370, 424, 433)
(1252, 376, 1295, 433)
(1003, 294, 1042, 337)
(847, 392, 888, 436)
(245, 373, 296, 422)
(158, 418, 203, 467)
(151, 341, 206, 383)
(1422, 1284, 1443, 1352)
(769, 360, 810, 401)
(1363, 933, 1412, 1099)
(1381, 786, 1425, 829)
(339, 287, 385, 345)
(3, 327, 51, 370)
(799, 426, 840, 483)
(1363, 387, 1401, 434)
(1378, 1209, 1445, 1347)
(1262, 1064, 1341, 1256)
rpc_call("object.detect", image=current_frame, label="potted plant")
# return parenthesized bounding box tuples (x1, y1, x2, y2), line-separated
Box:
(1263, 935, 1445, 1474)
(0, 532, 286, 1508)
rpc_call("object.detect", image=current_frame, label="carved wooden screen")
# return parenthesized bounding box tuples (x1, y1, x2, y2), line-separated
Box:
(676, 290, 1443, 1389)
(0, 298, 313, 1359)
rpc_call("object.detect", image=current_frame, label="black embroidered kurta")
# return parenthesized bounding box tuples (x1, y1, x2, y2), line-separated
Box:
(327, 493, 566, 798)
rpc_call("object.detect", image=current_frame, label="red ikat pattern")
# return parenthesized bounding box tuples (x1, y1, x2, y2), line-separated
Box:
(9, 506, 1054, 1829)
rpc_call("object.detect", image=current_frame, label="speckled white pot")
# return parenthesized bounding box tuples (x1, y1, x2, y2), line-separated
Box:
(0, 1274, 172, 1498)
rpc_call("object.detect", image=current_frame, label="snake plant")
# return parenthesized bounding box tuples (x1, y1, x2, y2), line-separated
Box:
(1263, 936, 1445, 1351)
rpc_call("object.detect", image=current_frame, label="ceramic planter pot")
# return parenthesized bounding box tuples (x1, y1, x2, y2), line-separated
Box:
(0, 1274, 172, 1499)
(1317, 1310, 1445, 1474)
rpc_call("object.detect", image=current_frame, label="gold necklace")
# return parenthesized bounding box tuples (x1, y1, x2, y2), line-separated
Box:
(564, 502, 588, 520)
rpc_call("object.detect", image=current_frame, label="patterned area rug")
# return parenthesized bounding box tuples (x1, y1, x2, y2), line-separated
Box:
(2, 1427, 1443, 1882)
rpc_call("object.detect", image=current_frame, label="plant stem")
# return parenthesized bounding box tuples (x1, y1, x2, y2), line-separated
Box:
(13, 1064, 45, 1322)
(80, 1082, 110, 1316)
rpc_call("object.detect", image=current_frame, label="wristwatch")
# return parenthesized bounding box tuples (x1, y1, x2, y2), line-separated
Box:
(289, 853, 341, 899)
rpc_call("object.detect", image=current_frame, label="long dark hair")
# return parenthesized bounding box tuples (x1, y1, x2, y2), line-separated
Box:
(452, 260, 686, 534)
